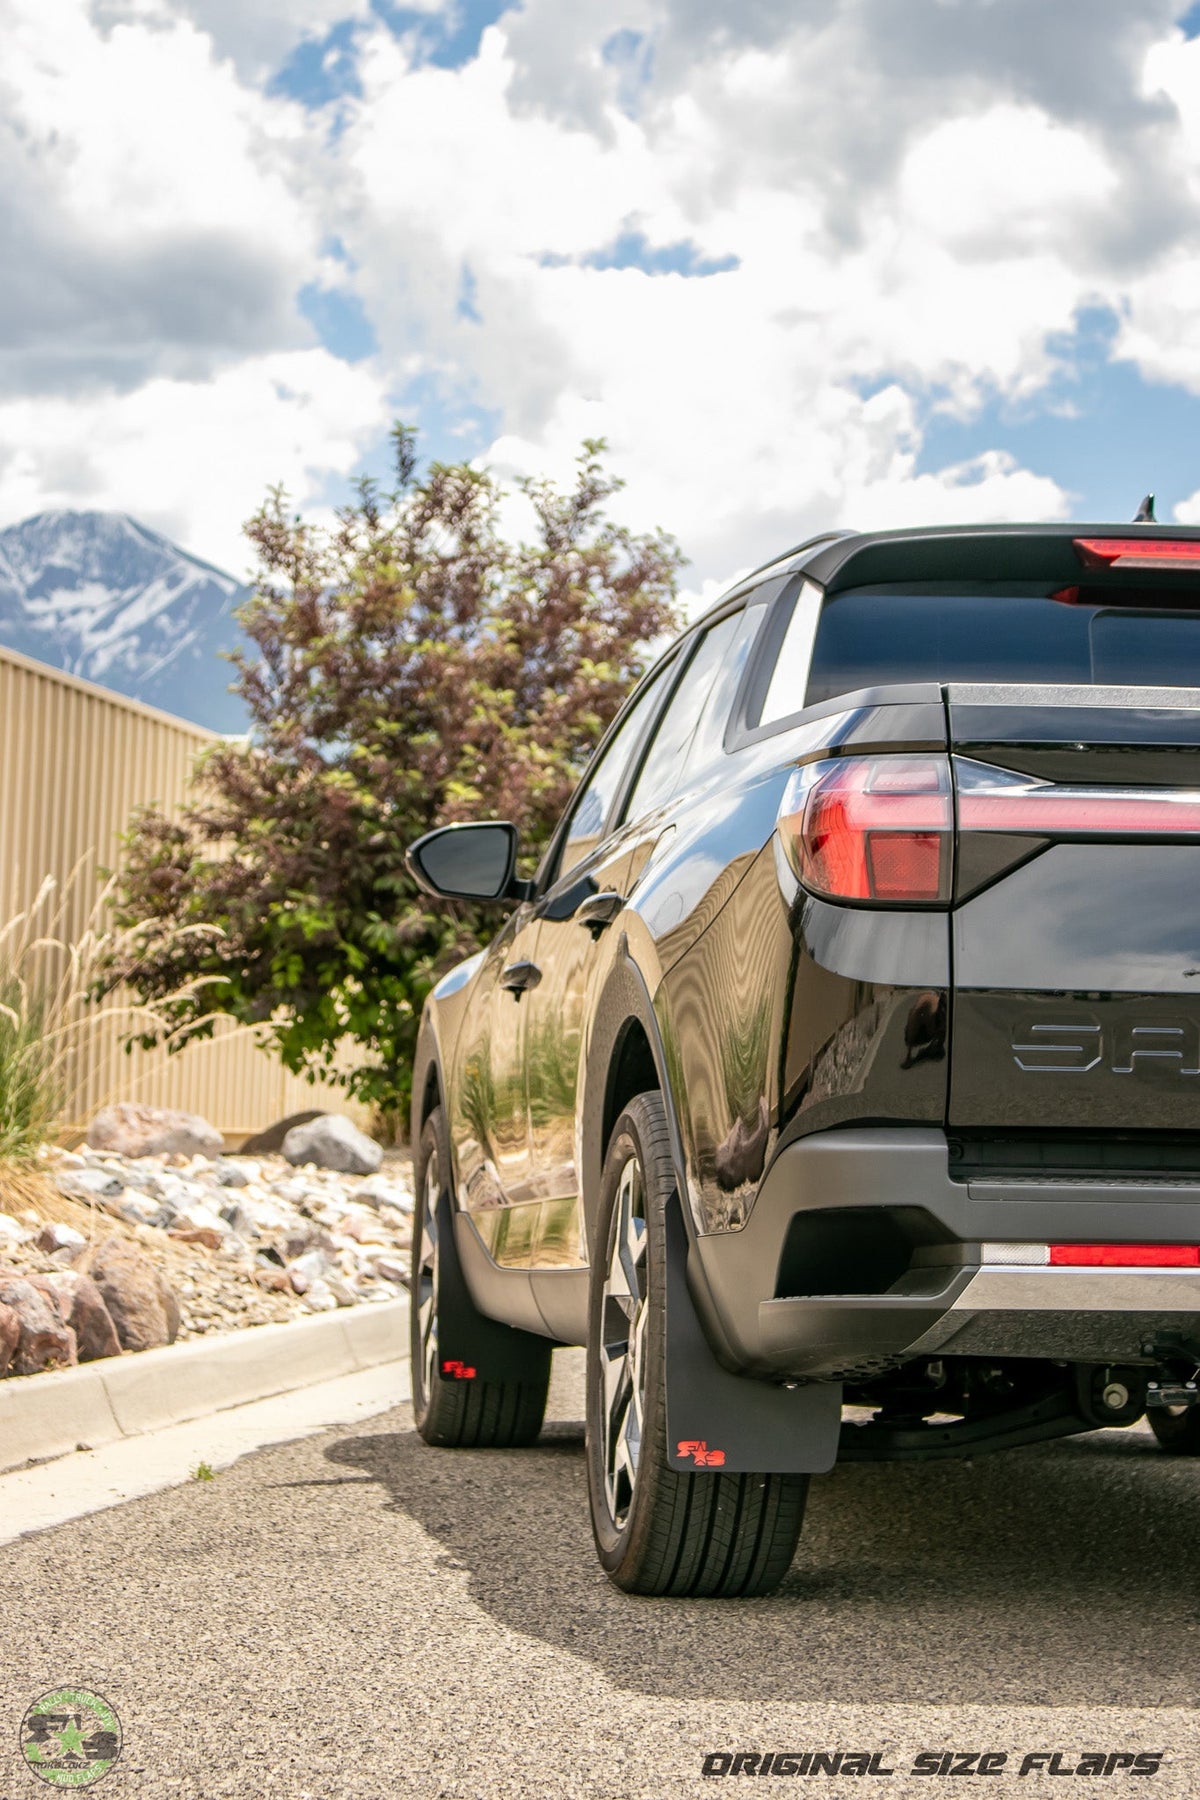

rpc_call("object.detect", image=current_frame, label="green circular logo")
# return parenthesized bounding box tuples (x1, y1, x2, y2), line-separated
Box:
(19, 1689, 121, 1788)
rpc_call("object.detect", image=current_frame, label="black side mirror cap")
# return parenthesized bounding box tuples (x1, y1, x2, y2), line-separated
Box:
(406, 821, 532, 903)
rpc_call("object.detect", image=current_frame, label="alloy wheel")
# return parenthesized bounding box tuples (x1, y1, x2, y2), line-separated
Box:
(598, 1154, 650, 1529)
(417, 1146, 441, 1403)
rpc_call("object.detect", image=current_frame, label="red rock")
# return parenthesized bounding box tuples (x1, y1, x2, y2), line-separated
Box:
(168, 1226, 223, 1251)
(88, 1236, 181, 1351)
(44, 1271, 122, 1362)
(0, 1275, 78, 1374)
(0, 1302, 19, 1376)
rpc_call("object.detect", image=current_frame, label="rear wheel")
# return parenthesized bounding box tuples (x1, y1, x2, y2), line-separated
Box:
(1148, 1404, 1200, 1454)
(585, 1092, 808, 1596)
(411, 1106, 550, 1448)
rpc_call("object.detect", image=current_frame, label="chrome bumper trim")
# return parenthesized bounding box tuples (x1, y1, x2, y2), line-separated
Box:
(952, 1266, 1200, 1313)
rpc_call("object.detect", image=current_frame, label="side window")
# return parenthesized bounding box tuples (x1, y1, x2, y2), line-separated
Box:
(625, 610, 745, 823)
(752, 579, 824, 727)
(676, 600, 767, 780)
(552, 663, 668, 881)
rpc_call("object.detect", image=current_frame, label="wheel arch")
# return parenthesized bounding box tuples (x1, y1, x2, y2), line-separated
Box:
(580, 952, 690, 1261)
(410, 1011, 445, 1149)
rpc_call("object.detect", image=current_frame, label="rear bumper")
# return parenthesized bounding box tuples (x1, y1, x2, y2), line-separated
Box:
(688, 1127, 1200, 1379)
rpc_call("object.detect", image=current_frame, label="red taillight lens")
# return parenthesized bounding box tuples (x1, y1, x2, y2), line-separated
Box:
(1075, 536, 1200, 571)
(1049, 1244, 1200, 1267)
(779, 755, 952, 905)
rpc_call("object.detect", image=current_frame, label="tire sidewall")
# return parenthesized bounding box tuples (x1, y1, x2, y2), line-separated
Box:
(585, 1098, 670, 1571)
(411, 1106, 449, 1432)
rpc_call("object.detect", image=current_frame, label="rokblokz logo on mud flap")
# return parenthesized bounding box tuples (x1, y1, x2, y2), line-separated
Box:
(19, 1688, 121, 1787)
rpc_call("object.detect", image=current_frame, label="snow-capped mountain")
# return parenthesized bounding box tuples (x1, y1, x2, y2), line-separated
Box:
(0, 511, 251, 732)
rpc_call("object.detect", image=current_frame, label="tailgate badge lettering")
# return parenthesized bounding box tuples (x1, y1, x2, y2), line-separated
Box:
(1012, 1016, 1200, 1075)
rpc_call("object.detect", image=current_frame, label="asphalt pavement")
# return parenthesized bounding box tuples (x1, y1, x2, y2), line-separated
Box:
(3, 1350, 1199, 1799)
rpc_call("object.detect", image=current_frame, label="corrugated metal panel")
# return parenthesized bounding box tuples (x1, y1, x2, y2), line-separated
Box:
(0, 644, 369, 1140)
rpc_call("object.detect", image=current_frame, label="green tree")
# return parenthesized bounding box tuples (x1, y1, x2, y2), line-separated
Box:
(106, 428, 684, 1126)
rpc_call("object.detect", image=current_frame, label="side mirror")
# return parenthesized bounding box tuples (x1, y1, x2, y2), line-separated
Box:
(406, 821, 530, 903)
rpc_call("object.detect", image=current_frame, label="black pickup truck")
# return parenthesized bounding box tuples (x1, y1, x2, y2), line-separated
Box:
(407, 523, 1200, 1597)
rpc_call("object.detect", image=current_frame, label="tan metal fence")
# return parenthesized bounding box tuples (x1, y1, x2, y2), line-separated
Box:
(0, 644, 366, 1142)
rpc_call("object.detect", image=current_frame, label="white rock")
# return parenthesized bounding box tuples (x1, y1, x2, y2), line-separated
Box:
(301, 1279, 339, 1312)
(357, 1174, 414, 1213)
(287, 1247, 331, 1288)
(87, 1101, 223, 1160)
(56, 1168, 125, 1201)
(0, 1211, 30, 1246)
(370, 1255, 408, 1284)
(171, 1200, 228, 1238)
(282, 1114, 382, 1176)
(36, 1221, 87, 1256)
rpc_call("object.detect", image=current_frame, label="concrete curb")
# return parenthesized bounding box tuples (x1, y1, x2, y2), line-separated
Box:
(0, 1298, 409, 1474)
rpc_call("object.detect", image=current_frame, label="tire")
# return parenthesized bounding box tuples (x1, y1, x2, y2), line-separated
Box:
(1148, 1404, 1200, 1454)
(585, 1091, 808, 1597)
(411, 1106, 550, 1448)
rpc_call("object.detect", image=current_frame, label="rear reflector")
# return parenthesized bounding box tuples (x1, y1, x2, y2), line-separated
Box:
(1049, 1243, 1200, 1267)
(778, 755, 952, 904)
(983, 1241, 1200, 1267)
(955, 757, 1200, 837)
(1075, 536, 1200, 571)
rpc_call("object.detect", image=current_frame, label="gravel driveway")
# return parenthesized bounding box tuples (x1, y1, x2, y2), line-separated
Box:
(3, 1352, 1198, 1799)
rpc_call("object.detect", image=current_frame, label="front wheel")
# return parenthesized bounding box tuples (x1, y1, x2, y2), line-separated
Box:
(411, 1106, 550, 1448)
(585, 1092, 808, 1596)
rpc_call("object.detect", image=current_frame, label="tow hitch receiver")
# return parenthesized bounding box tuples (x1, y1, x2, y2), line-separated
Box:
(1147, 1381, 1200, 1408)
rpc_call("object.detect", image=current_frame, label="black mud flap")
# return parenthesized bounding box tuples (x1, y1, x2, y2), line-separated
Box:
(433, 1194, 553, 1387)
(663, 1191, 843, 1474)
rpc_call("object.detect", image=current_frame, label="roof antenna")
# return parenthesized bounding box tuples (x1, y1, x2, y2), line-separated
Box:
(1133, 493, 1156, 522)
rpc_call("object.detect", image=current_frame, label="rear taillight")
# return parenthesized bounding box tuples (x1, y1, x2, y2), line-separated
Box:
(778, 755, 952, 905)
(1049, 1244, 1200, 1267)
(1075, 536, 1200, 571)
(956, 758, 1200, 836)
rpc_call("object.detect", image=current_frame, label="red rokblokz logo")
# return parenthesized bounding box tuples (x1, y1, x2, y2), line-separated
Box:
(442, 1359, 476, 1379)
(677, 1439, 726, 1467)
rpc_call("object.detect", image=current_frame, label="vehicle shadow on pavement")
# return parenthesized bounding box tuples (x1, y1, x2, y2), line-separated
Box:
(325, 1415, 1200, 1708)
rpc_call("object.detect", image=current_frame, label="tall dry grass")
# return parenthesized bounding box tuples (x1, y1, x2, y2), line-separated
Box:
(0, 866, 226, 1162)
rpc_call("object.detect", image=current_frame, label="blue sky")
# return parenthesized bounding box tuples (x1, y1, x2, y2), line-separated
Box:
(5, 0, 1200, 595)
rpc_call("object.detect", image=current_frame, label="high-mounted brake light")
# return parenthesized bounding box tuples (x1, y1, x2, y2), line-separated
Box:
(778, 755, 952, 905)
(1074, 536, 1200, 571)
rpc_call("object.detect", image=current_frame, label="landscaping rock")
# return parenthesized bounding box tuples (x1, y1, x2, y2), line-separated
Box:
(282, 1114, 382, 1175)
(301, 1277, 338, 1312)
(36, 1221, 87, 1259)
(56, 1167, 125, 1201)
(44, 1270, 122, 1362)
(239, 1111, 324, 1156)
(357, 1173, 414, 1213)
(0, 1212, 29, 1248)
(213, 1160, 249, 1188)
(0, 1272, 77, 1374)
(0, 1301, 19, 1375)
(88, 1102, 223, 1161)
(89, 1236, 181, 1351)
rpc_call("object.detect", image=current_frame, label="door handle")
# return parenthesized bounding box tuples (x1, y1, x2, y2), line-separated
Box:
(500, 959, 542, 996)
(575, 891, 622, 936)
